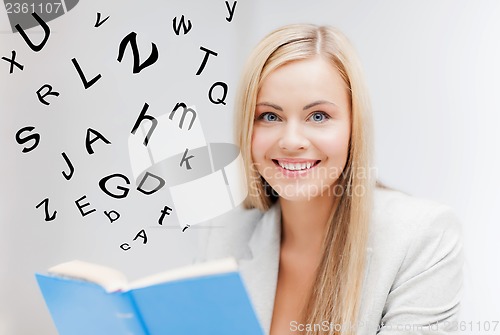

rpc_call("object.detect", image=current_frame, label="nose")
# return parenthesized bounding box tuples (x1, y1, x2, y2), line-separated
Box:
(278, 121, 309, 151)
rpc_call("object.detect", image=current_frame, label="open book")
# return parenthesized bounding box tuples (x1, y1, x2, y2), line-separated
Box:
(35, 258, 264, 335)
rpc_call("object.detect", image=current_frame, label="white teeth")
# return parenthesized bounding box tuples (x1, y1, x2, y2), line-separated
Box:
(278, 161, 315, 171)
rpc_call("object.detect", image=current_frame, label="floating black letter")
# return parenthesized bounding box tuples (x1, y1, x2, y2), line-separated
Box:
(120, 243, 131, 251)
(196, 46, 218, 75)
(158, 205, 173, 225)
(86, 128, 111, 154)
(15, 13, 50, 52)
(75, 195, 96, 217)
(35, 198, 57, 221)
(72, 58, 102, 89)
(131, 103, 157, 146)
(208, 81, 228, 105)
(137, 172, 165, 195)
(94, 12, 110, 27)
(16, 126, 40, 153)
(117, 32, 159, 74)
(225, 1, 237, 22)
(172, 15, 192, 35)
(169, 102, 196, 130)
(36, 84, 59, 106)
(104, 210, 120, 223)
(61, 152, 74, 180)
(133, 229, 148, 244)
(99, 173, 131, 199)
(1, 51, 24, 74)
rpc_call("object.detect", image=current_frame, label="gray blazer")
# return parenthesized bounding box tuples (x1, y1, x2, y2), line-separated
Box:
(196, 188, 464, 334)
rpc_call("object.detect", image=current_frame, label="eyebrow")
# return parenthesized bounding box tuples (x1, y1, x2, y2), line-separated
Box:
(302, 100, 338, 110)
(256, 102, 282, 111)
(256, 100, 338, 111)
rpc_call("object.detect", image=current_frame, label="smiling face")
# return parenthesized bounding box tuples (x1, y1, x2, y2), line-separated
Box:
(251, 56, 351, 201)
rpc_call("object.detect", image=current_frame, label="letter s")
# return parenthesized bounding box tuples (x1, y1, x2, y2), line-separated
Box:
(16, 126, 40, 153)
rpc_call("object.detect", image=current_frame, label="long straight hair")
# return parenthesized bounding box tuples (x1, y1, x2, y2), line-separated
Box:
(235, 24, 374, 334)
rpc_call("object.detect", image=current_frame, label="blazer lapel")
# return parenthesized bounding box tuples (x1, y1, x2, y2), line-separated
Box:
(239, 204, 281, 335)
(236, 204, 375, 335)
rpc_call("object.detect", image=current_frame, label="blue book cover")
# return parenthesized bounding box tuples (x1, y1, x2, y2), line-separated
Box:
(36, 259, 263, 335)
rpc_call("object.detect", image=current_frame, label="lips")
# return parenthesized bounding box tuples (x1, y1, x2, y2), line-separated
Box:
(272, 159, 320, 171)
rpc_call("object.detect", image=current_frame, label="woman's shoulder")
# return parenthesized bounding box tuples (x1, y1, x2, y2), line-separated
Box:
(369, 187, 463, 272)
(372, 187, 462, 235)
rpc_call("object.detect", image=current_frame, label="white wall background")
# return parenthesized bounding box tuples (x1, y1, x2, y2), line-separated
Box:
(1, 0, 499, 334)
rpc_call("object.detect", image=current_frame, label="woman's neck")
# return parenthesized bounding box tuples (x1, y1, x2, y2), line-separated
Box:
(279, 194, 337, 254)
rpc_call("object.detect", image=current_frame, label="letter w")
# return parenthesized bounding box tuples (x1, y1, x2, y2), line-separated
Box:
(117, 32, 159, 74)
(172, 15, 192, 35)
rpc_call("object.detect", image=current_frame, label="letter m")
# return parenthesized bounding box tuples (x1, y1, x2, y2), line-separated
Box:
(169, 103, 196, 130)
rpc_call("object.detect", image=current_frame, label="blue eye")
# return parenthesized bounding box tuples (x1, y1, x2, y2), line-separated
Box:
(309, 112, 329, 123)
(258, 112, 280, 122)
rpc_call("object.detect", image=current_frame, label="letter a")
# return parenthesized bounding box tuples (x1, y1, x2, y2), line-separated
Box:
(86, 128, 111, 154)
(133, 229, 148, 244)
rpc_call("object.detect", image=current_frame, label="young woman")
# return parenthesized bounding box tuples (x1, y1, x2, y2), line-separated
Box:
(197, 24, 463, 335)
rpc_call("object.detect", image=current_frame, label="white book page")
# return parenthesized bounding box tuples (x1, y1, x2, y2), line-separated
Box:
(48, 260, 128, 293)
(47, 258, 238, 293)
(127, 258, 238, 290)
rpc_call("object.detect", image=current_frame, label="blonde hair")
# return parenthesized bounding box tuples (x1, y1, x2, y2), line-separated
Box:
(235, 24, 374, 334)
